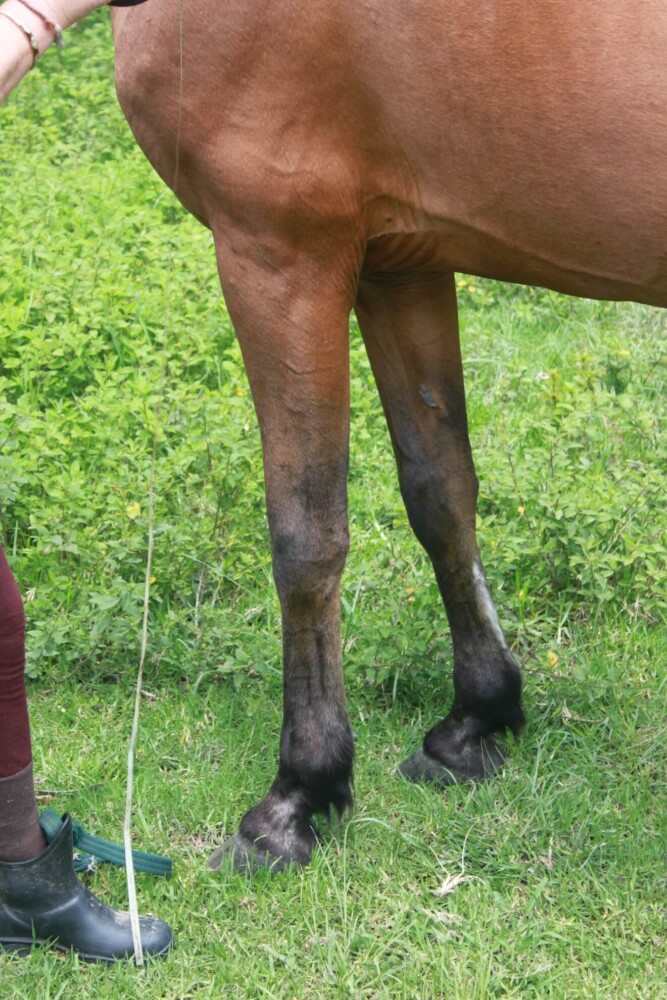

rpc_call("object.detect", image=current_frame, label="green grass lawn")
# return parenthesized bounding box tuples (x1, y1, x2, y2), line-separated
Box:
(1, 13, 666, 999)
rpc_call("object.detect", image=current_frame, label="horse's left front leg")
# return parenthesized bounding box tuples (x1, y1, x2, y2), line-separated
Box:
(208, 233, 356, 872)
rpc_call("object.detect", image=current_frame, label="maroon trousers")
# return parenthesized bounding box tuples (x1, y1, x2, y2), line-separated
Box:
(0, 544, 32, 778)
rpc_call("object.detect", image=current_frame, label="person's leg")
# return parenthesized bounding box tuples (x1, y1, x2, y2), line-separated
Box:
(0, 543, 173, 960)
(0, 544, 45, 861)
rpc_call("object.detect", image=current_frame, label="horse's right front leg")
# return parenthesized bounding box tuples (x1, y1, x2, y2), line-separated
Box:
(208, 234, 356, 872)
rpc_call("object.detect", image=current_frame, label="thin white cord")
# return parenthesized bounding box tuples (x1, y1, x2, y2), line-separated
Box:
(122, 0, 185, 966)
(123, 443, 157, 966)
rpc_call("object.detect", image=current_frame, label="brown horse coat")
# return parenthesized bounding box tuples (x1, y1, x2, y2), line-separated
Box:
(113, 1, 667, 869)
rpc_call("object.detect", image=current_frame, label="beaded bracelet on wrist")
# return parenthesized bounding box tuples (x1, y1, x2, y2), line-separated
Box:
(15, 0, 63, 48)
(0, 9, 40, 66)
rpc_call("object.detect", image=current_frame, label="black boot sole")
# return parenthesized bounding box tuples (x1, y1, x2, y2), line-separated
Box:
(1, 934, 172, 963)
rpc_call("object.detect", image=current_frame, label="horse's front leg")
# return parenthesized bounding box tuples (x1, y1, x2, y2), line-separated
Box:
(355, 270, 525, 785)
(208, 233, 357, 872)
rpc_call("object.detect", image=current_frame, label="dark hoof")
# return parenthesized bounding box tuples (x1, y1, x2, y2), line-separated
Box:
(207, 834, 293, 874)
(398, 735, 505, 786)
(207, 795, 318, 873)
(207, 831, 313, 874)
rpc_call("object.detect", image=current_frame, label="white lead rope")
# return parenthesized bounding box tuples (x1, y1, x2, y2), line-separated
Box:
(122, 0, 184, 966)
(123, 445, 157, 966)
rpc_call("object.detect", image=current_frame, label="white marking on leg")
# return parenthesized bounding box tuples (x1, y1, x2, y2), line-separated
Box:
(472, 561, 507, 649)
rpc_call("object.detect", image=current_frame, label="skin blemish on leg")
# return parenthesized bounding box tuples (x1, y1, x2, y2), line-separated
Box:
(418, 383, 439, 408)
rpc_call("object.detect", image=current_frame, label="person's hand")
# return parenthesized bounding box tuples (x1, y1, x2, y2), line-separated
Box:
(0, 0, 116, 105)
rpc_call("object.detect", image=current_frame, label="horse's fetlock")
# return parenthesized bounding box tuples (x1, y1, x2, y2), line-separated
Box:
(278, 721, 354, 818)
(452, 651, 524, 735)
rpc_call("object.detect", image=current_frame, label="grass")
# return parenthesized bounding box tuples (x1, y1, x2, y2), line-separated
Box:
(1, 12, 666, 999)
(18, 646, 667, 999)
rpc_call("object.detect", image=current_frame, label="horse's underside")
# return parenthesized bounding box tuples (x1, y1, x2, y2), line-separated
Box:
(112, 1, 667, 869)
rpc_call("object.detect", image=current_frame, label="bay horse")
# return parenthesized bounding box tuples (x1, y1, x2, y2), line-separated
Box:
(112, 1, 667, 870)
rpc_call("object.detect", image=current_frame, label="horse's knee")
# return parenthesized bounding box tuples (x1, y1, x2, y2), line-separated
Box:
(271, 520, 349, 608)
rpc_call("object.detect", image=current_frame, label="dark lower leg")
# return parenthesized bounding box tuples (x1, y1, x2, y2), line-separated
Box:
(0, 545, 45, 860)
(398, 468, 524, 782)
(356, 271, 524, 783)
(215, 496, 355, 872)
(272, 501, 354, 814)
(412, 555, 524, 781)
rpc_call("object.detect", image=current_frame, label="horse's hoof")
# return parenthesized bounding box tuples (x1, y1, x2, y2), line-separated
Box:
(397, 735, 505, 786)
(207, 835, 242, 872)
(207, 798, 318, 873)
(207, 833, 297, 874)
(398, 747, 460, 785)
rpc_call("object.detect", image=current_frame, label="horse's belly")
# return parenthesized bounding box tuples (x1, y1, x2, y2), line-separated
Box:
(362, 207, 667, 308)
(359, 2, 667, 305)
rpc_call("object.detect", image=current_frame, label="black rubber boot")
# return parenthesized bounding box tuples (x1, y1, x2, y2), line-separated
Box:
(0, 814, 172, 962)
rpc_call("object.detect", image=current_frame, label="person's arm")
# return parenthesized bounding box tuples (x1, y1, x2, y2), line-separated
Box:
(0, 9, 37, 103)
(0, 0, 124, 106)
